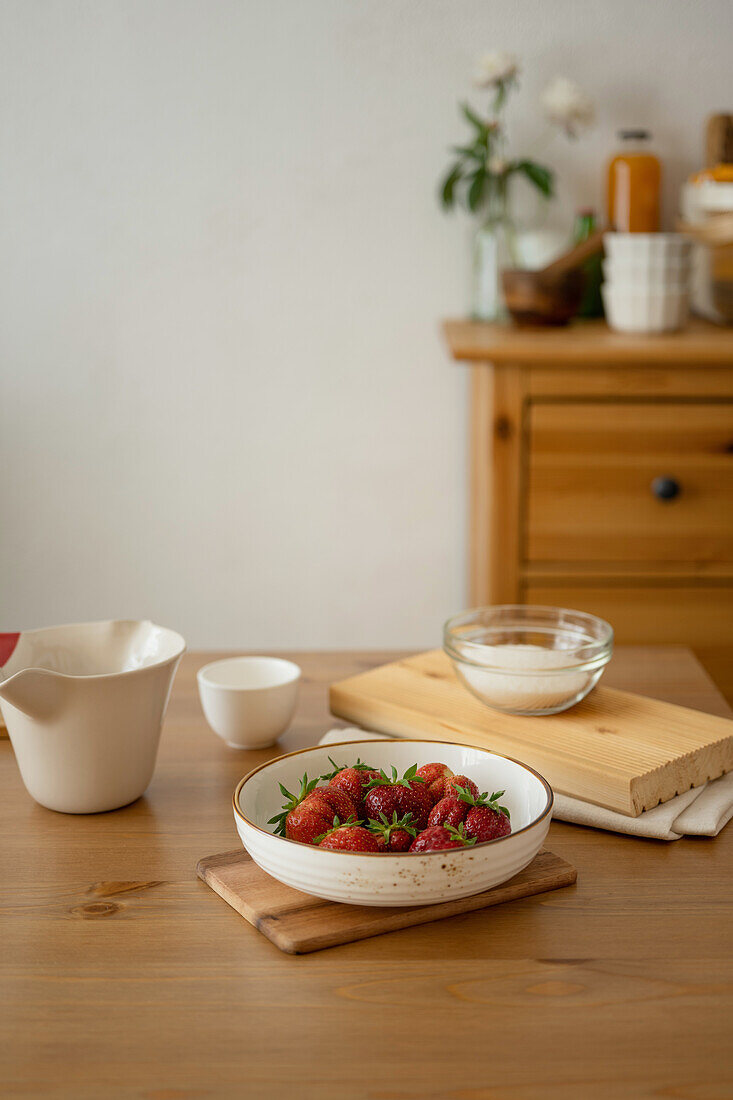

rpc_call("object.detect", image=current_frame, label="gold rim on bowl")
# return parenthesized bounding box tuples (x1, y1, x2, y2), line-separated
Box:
(232, 738, 554, 858)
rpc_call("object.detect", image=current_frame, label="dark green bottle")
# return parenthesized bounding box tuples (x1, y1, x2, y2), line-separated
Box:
(573, 208, 604, 318)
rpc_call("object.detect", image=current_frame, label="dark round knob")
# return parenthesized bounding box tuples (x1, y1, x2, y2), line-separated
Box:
(651, 476, 681, 502)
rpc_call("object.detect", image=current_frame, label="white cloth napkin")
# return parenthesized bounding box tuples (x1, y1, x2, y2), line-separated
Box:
(319, 727, 733, 842)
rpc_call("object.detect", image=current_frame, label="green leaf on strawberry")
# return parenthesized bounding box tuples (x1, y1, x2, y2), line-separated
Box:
(365, 763, 426, 791)
(314, 814, 362, 844)
(319, 755, 376, 782)
(367, 810, 417, 842)
(454, 784, 510, 819)
(266, 771, 322, 836)
(445, 822, 477, 846)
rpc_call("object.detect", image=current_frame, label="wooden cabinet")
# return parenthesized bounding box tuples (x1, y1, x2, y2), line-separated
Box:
(446, 319, 733, 645)
(526, 401, 733, 563)
(523, 584, 733, 646)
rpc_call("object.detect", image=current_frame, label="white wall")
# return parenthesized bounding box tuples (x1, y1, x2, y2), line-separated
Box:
(1, 0, 731, 648)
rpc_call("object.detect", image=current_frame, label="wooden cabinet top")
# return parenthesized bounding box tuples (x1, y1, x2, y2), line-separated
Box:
(444, 318, 733, 366)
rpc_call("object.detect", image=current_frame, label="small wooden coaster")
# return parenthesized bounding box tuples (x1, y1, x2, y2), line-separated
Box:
(196, 848, 577, 954)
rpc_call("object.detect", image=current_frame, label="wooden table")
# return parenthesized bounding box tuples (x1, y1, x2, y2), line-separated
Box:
(3, 647, 733, 1099)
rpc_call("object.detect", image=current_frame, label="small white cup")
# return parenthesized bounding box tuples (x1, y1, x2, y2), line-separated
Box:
(197, 656, 301, 749)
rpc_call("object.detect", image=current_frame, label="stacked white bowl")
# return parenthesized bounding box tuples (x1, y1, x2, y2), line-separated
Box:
(602, 233, 692, 333)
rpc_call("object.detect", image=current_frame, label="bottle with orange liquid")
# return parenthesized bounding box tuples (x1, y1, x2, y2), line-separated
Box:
(607, 130, 661, 232)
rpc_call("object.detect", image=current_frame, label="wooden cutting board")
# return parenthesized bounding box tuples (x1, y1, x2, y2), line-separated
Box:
(196, 848, 577, 955)
(329, 649, 733, 817)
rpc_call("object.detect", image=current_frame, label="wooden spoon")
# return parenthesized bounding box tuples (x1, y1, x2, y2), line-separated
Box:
(540, 228, 605, 279)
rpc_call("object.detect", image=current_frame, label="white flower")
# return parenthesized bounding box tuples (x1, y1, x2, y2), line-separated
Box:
(475, 52, 519, 88)
(541, 77, 595, 137)
(488, 155, 507, 175)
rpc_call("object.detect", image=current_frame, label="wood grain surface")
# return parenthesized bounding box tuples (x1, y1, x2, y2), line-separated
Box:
(525, 582, 733, 648)
(197, 848, 577, 954)
(3, 646, 733, 1099)
(526, 401, 733, 564)
(330, 649, 733, 815)
(444, 316, 733, 365)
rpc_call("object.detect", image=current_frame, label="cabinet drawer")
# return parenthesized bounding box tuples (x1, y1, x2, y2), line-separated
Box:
(523, 583, 733, 646)
(526, 402, 733, 563)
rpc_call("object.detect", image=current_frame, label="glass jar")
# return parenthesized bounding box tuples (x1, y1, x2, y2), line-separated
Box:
(607, 130, 661, 232)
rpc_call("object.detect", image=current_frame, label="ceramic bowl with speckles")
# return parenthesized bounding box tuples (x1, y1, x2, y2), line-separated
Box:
(232, 739, 553, 906)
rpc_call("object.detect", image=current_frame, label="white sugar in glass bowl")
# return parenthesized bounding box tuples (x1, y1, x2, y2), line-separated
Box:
(233, 739, 553, 906)
(444, 605, 613, 716)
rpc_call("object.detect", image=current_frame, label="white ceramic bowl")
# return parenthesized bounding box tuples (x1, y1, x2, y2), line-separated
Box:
(0, 620, 185, 813)
(602, 257, 690, 288)
(233, 739, 553, 906)
(198, 656, 300, 748)
(603, 232, 692, 263)
(602, 284, 689, 333)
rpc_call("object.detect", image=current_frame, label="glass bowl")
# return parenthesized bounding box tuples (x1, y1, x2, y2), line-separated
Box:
(444, 605, 613, 716)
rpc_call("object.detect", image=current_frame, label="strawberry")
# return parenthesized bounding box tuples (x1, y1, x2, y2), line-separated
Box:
(401, 780, 432, 829)
(301, 790, 334, 815)
(267, 773, 342, 845)
(458, 788, 512, 842)
(283, 798, 336, 845)
(409, 823, 476, 852)
(368, 811, 417, 853)
(317, 818, 381, 852)
(322, 758, 382, 814)
(451, 777, 480, 800)
(415, 762, 454, 789)
(464, 805, 511, 841)
(268, 772, 321, 835)
(363, 783, 402, 823)
(427, 794, 468, 829)
(364, 764, 430, 830)
(314, 785, 359, 824)
(320, 755, 376, 782)
(428, 774, 480, 804)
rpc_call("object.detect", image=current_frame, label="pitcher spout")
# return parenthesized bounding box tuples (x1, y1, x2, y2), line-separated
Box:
(0, 668, 65, 721)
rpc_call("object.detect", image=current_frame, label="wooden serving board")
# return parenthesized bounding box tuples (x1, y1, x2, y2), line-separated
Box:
(196, 848, 577, 955)
(329, 649, 733, 817)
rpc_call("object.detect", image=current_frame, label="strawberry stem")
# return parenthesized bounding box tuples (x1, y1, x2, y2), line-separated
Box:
(319, 755, 376, 781)
(365, 763, 426, 791)
(314, 814, 362, 844)
(445, 822, 477, 846)
(454, 784, 510, 819)
(367, 810, 417, 841)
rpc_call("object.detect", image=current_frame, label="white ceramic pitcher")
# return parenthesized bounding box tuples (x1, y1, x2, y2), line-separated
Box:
(0, 620, 185, 813)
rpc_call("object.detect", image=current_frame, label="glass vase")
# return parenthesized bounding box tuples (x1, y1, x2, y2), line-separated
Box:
(471, 201, 517, 323)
